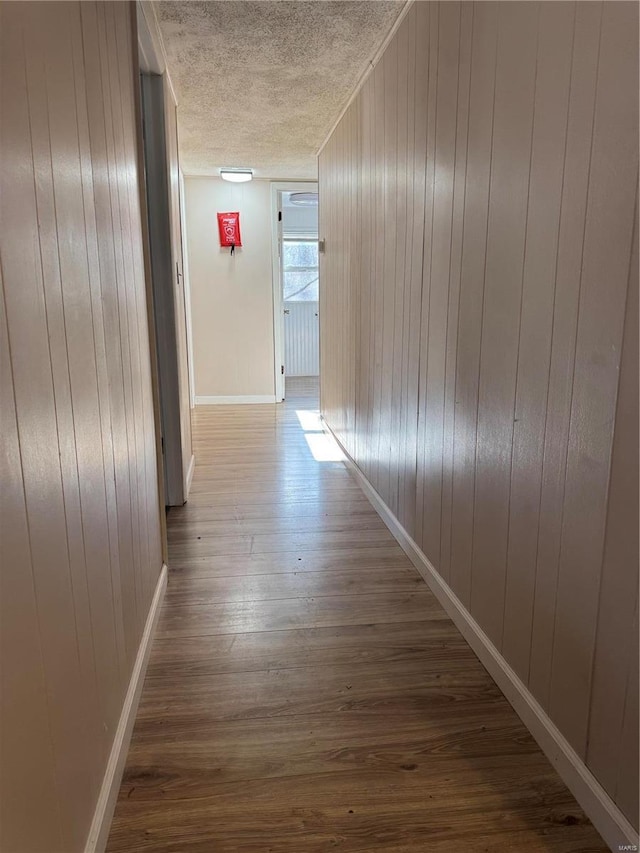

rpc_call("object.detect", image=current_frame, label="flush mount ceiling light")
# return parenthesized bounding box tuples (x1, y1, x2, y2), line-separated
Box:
(289, 192, 318, 206)
(220, 168, 253, 183)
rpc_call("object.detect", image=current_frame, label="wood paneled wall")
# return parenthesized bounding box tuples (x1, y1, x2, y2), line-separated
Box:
(319, 0, 639, 830)
(0, 2, 163, 850)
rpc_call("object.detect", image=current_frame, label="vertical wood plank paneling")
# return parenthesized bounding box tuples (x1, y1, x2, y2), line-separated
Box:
(616, 599, 639, 825)
(528, 1, 603, 710)
(91, 0, 142, 666)
(469, 0, 539, 648)
(72, 1, 129, 693)
(102, 1, 145, 644)
(47, 0, 127, 755)
(0, 272, 63, 851)
(586, 199, 638, 799)
(370, 58, 386, 493)
(24, 1, 108, 804)
(501, 2, 575, 680)
(379, 35, 398, 506)
(389, 17, 409, 519)
(415, 1, 438, 553)
(81, 0, 140, 669)
(329, 119, 338, 426)
(344, 105, 352, 451)
(368, 66, 380, 490)
(114, 2, 157, 612)
(449, 2, 499, 609)
(396, 4, 417, 529)
(548, 0, 639, 755)
(439, 1, 473, 585)
(3, 7, 96, 847)
(337, 113, 343, 436)
(334, 115, 342, 434)
(350, 86, 361, 463)
(350, 98, 360, 453)
(420, 2, 461, 579)
(0, 2, 163, 850)
(613, 224, 639, 826)
(356, 72, 373, 481)
(319, 0, 638, 831)
(402, 0, 429, 543)
(108, 1, 147, 640)
(341, 104, 350, 449)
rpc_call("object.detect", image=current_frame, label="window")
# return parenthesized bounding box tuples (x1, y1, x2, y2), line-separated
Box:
(283, 239, 319, 302)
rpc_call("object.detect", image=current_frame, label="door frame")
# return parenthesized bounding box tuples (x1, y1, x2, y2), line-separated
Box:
(137, 3, 193, 509)
(140, 73, 182, 506)
(134, 2, 169, 558)
(270, 181, 318, 402)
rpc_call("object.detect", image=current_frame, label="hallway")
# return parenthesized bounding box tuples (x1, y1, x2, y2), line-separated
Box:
(106, 378, 606, 852)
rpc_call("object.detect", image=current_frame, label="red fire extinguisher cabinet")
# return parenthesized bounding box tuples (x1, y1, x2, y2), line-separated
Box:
(217, 211, 242, 249)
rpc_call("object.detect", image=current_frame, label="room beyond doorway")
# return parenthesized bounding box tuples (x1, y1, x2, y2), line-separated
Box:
(271, 182, 319, 401)
(285, 375, 319, 407)
(282, 192, 319, 379)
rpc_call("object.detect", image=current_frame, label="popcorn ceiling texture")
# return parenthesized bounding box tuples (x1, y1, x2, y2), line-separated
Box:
(155, 1, 404, 178)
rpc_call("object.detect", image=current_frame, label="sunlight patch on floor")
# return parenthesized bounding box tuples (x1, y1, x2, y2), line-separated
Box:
(304, 431, 345, 462)
(295, 409, 323, 432)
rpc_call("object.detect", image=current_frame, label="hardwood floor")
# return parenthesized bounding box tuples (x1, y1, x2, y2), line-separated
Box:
(106, 377, 607, 852)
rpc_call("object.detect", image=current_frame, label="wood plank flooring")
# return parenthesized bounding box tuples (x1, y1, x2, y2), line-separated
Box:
(106, 377, 607, 852)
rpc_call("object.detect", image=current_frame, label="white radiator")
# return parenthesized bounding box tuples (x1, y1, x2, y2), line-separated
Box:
(284, 301, 319, 376)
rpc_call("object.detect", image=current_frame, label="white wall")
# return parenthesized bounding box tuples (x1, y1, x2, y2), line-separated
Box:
(184, 177, 276, 401)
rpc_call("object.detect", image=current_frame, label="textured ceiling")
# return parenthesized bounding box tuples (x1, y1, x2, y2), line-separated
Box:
(154, 1, 404, 178)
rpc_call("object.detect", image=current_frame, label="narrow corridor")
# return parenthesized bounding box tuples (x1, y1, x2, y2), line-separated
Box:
(107, 378, 606, 852)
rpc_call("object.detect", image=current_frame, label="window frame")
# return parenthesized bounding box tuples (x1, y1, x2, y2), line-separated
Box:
(282, 235, 319, 302)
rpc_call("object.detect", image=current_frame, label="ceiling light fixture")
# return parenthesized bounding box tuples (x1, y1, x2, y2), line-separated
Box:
(220, 168, 253, 183)
(289, 192, 318, 206)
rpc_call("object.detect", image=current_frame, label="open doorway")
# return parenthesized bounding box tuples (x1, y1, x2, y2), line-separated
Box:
(271, 182, 319, 402)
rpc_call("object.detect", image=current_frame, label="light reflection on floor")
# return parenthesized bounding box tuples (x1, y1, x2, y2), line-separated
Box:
(295, 408, 345, 462)
(295, 409, 324, 432)
(304, 430, 345, 462)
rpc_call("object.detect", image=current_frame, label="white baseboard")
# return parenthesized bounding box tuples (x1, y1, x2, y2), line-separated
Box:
(84, 564, 168, 853)
(323, 419, 639, 853)
(195, 394, 276, 405)
(185, 453, 195, 497)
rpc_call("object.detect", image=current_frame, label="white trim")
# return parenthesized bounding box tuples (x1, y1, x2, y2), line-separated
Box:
(137, 1, 179, 106)
(185, 453, 195, 497)
(195, 395, 276, 405)
(316, 0, 414, 157)
(322, 419, 640, 853)
(270, 181, 318, 403)
(136, 28, 155, 75)
(84, 564, 168, 853)
(136, 3, 164, 76)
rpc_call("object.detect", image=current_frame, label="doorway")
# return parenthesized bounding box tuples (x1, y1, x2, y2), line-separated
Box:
(271, 182, 319, 401)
